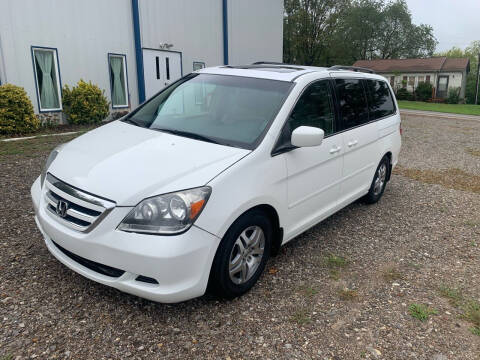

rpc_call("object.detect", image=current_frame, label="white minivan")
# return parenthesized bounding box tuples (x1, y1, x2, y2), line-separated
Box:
(31, 63, 401, 303)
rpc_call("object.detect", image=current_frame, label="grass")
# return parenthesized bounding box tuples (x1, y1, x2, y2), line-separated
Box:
(0, 123, 100, 140)
(408, 303, 438, 322)
(325, 254, 348, 280)
(338, 288, 358, 301)
(463, 300, 480, 336)
(325, 254, 348, 268)
(382, 267, 404, 282)
(0, 354, 13, 360)
(398, 101, 480, 116)
(438, 285, 463, 307)
(438, 284, 480, 336)
(466, 148, 480, 158)
(290, 308, 311, 325)
(0, 133, 82, 158)
(299, 285, 318, 297)
(394, 166, 480, 194)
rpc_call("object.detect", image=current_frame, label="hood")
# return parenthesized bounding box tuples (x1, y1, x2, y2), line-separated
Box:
(48, 121, 250, 205)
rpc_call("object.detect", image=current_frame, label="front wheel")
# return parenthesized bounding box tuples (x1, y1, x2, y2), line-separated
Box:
(208, 210, 272, 299)
(364, 156, 390, 204)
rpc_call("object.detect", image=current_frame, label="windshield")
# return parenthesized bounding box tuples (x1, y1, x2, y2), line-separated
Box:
(124, 74, 293, 149)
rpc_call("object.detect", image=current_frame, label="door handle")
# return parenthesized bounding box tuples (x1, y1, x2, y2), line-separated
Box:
(347, 140, 358, 147)
(329, 145, 341, 154)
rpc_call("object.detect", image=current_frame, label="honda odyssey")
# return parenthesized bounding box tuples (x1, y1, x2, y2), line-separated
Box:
(31, 63, 401, 302)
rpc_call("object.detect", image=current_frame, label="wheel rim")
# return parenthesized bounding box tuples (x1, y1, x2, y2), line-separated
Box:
(373, 163, 387, 196)
(228, 226, 265, 285)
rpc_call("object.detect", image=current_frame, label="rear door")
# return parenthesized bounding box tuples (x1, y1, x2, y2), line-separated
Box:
(279, 79, 344, 238)
(143, 49, 182, 99)
(331, 75, 379, 206)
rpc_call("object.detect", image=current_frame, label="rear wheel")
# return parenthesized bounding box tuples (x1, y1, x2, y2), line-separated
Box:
(208, 210, 272, 299)
(364, 156, 390, 204)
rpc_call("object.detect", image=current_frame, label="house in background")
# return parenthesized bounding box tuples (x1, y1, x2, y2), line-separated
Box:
(0, 0, 283, 123)
(353, 57, 470, 100)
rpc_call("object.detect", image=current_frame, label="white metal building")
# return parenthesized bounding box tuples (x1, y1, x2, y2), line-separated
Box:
(0, 0, 283, 122)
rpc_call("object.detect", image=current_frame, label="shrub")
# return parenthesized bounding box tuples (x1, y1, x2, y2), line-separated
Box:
(396, 88, 413, 101)
(445, 87, 460, 104)
(62, 80, 109, 125)
(415, 81, 433, 101)
(0, 84, 39, 135)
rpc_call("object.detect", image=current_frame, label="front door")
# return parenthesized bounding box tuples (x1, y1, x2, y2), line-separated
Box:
(281, 80, 343, 239)
(437, 75, 449, 98)
(143, 49, 182, 99)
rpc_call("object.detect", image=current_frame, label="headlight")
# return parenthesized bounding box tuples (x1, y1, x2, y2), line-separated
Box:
(41, 144, 65, 186)
(117, 187, 211, 235)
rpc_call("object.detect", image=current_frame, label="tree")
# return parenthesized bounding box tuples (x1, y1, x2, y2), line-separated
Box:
(283, 0, 349, 65)
(283, 0, 438, 66)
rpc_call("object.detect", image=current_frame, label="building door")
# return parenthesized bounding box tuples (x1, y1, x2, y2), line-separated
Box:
(437, 75, 449, 98)
(143, 49, 182, 100)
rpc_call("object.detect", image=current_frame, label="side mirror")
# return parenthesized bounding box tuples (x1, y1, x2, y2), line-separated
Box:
(291, 126, 325, 148)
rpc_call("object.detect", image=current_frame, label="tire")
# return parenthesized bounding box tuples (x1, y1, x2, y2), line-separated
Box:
(208, 209, 272, 299)
(364, 156, 390, 204)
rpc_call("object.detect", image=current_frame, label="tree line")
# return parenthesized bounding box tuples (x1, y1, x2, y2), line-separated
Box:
(283, 0, 437, 66)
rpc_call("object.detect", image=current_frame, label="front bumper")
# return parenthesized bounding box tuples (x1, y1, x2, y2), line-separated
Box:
(31, 177, 220, 303)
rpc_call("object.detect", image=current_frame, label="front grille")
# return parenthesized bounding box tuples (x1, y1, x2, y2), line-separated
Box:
(52, 240, 125, 278)
(44, 173, 115, 232)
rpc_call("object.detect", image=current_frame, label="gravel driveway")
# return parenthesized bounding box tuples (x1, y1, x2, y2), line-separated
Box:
(1, 115, 479, 359)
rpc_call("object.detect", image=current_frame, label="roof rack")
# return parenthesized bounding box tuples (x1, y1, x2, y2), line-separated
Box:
(252, 61, 286, 65)
(328, 65, 375, 74)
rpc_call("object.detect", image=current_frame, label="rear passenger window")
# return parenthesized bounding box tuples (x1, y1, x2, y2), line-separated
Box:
(335, 79, 369, 130)
(365, 80, 396, 120)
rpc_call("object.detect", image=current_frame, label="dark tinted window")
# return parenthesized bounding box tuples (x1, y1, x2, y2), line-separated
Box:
(365, 80, 396, 120)
(287, 80, 335, 135)
(274, 80, 335, 151)
(335, 79, 369, 130)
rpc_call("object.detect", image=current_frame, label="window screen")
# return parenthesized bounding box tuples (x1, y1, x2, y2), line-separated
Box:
(335, 79, 369, 130)
(365, 80, 396, 120)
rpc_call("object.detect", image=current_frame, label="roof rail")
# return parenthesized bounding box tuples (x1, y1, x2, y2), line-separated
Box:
(252, 61, 286, 65)
(328, 65, 376, 74)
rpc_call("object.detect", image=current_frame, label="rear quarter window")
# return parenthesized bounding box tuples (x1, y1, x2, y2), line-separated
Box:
(365, 79, 396, 120)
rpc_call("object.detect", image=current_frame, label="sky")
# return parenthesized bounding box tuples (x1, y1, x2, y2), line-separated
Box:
(405, 0, 480, 52)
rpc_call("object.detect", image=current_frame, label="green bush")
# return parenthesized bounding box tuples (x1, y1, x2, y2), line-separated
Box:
(445, 87, 460, 104)
(396, 88, 413, 101)
(0, 84, 39, 135)
(415, 81, 433, 101)
(62, 80, 109, 125)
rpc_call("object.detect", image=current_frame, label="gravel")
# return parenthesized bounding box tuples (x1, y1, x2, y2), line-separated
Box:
(1, 115, 479, 359)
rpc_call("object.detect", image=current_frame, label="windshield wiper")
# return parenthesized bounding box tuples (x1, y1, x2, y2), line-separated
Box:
(152, 128, 220, 145)
(122, 117, 145, 128)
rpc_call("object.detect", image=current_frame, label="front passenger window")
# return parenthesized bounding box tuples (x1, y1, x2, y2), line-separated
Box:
(286, 80, 335, 139)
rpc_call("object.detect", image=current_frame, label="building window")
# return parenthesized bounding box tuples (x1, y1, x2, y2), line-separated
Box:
(418, 75, 425, 83)
(32, 47, 62, 112)
(408, 76, 415, 86)
(426, 75, 431, 83)
(108, 54, 129, 108)
(193, 62, 206, 71)
(402, 76, 407, 88)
